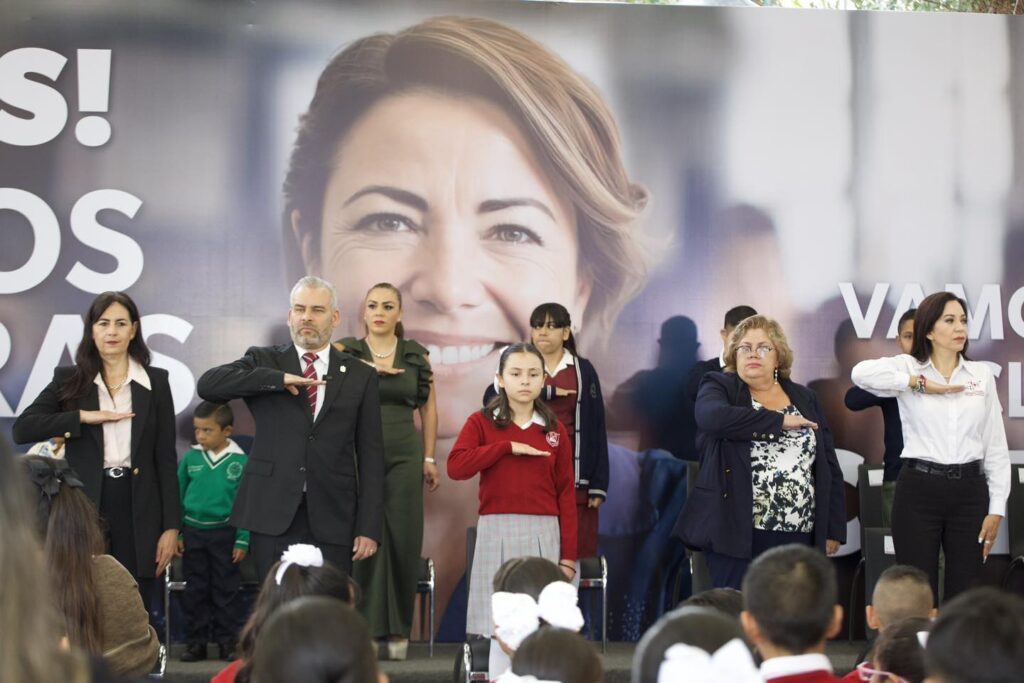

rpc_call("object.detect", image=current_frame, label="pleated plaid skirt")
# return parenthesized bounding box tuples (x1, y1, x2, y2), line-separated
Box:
(465, 513, 560, 636)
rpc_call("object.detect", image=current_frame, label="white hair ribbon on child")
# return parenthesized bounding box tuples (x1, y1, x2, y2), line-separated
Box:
(494, 672, 559, 683)
(274, 543, 324, 586)
(917, 631, 929, 648)
(656, 639, 760, 683)
(492, 582, 584, 650)
(492, 592, 541, 649)
(537, 582, 584, 632)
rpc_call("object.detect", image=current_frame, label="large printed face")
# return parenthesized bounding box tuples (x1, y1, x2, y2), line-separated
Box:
(316, 91, 590, 437)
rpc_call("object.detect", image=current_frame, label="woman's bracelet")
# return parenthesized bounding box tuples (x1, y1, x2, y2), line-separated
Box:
(559, 561, 577, 574)
(424, 457, 436, 464)
(913, 374, 927, 394)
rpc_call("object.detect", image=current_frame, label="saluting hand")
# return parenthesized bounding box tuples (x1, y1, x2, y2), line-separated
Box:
(782, 415, 818, 431)
(511, 442, 550, 457)
(80, 410, 134, 425)
(282, 372, 326, 396)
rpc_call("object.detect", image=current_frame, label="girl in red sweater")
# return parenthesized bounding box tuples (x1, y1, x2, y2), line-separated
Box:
(448, 343, 578, 637)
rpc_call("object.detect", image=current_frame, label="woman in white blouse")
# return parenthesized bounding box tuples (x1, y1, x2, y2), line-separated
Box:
(14, 291, 181, 610)
(851, 291, 1009, 601)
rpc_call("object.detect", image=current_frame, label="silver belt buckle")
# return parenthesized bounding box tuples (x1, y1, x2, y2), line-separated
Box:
(107, 467, 128, 478)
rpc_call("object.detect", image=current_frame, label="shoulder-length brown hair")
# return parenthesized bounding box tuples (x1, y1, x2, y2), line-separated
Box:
(910, 292, 970, 363)
(723, 315, 795, 380)
(283, 16, 649, 344)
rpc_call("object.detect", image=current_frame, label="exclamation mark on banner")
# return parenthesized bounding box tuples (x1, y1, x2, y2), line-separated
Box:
(75, 49, 112, 147)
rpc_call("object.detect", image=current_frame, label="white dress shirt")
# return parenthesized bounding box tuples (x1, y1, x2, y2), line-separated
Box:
(851, 353, 1010, 516)
(93, 358, 151, 469)
(295, 344, 330, 420)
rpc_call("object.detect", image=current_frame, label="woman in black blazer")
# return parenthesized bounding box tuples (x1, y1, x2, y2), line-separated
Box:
(13, 291, 181, 606)
(673, 315, 845, 589)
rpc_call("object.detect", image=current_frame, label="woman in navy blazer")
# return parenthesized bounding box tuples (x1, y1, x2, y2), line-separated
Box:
(673, 315, 845, 589)
(13, 291, 181, 607)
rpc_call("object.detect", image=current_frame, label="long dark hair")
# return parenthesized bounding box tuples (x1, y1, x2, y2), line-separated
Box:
(249, 597, 379, 683)
(529, 303, 579, 356)
(58, 291, 151, 404)
(910, 292, 970, 363)
(483, 343, 557, 432)
(362, 282, 405, 339)
(235, 560, 357, 683)
(22, 456, 105, 653)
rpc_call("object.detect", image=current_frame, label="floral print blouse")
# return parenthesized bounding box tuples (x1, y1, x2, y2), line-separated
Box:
(750, 400, 816, 533)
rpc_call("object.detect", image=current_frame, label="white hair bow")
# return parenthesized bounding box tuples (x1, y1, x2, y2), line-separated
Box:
(275, 543, 324, 586)
(492, 582, 584, 649)
(494, 672, 559, 683)
(656, 639, 760, 683)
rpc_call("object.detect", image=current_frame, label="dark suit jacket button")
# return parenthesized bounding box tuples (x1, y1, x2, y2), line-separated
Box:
(308, 435, 315, 441)
(299, 467, 306, 473)
(64, 431, 72, 438)
(723, 492, 729, 499)
(725, 468, 732, 475)
(132, 468, 140, 476)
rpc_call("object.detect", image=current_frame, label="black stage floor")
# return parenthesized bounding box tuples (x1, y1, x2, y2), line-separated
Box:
(160, 640, 865, 683)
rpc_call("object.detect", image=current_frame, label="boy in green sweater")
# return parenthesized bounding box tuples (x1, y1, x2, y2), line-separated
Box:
(177, 401, 249, 662)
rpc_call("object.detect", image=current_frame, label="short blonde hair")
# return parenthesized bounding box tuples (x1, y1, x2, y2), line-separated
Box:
(723, 315, 794, 380)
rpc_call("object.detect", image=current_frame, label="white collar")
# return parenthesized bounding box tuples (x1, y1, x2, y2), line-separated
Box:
(718, 349, 727, 368)
(546, 349, 575, 376)
(493, 408, 546, 429)
(191, 438, 245, 458)
(913, 353, 974, 378)
(760, 653, 833, 679)
(93, 357, 151, 390)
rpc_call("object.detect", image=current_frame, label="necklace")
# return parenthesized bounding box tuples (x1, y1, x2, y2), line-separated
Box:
(366, 338, 398, 359)
(105, 373, 129, 393)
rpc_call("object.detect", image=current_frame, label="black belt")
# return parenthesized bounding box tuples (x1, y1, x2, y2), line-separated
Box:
(904, 458, 983, 480)
(104, 466, 130, 479)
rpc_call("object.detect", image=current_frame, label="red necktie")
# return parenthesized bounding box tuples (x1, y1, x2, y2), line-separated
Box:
(302, 352, 318, 417)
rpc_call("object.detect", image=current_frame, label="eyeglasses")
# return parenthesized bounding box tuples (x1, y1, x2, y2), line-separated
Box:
(531, 322, 566, 330)
(736, 344, 774, 358)
(856, 662, 909, 683)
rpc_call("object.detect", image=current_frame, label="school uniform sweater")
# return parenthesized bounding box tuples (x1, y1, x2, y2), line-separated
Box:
(448, 411, 578, 560)
(177, 439, 249, 550)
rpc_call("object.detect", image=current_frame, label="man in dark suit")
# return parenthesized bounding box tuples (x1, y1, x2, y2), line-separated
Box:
(198, 276, 384, 579)
(686, 304, 758, 403)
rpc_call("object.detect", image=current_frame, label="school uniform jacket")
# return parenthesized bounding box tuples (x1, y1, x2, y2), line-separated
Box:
(13, 365, 181, 578)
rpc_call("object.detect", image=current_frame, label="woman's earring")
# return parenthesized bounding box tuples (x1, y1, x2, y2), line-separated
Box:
(773, 367, 779, 384)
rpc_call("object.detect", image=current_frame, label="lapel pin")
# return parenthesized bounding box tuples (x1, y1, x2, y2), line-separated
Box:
(339, 365, 347, 373)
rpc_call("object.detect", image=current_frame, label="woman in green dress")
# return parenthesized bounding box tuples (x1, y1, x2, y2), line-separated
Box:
(336, 282, 439, 660)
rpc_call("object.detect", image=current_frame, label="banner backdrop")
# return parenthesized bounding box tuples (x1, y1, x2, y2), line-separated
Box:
(2, 0, 1023, 638)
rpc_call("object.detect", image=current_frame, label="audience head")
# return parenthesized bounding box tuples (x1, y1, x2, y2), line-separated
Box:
(510, 628, 602, 683)
(631, 606, 750, 683)
(491, 557, 581, 657)
(865, 617, 930, 683)
(924, 587, 1024, 683)
(868, 565, 936, 632)
(23, 455, 105, 652)
(0, 441, 88, 682)
(485, 343, 558, 431)
(741, 544, 842, 657)
(897, 308, 916, 355)
(679, 587, 744, 619)
(721, 305, 758, 343)
(250, 596, 383, 683)
(724, 314, 794, 384)
(236, 545, 357, 683)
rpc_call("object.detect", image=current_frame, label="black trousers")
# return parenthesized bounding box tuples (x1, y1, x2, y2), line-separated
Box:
(250, 496, 352, 582)
(891, 464, 988, 603)
(182, 526, 245, 644)
(100, 473, 153, 611)
(706, 528, 814, 589)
